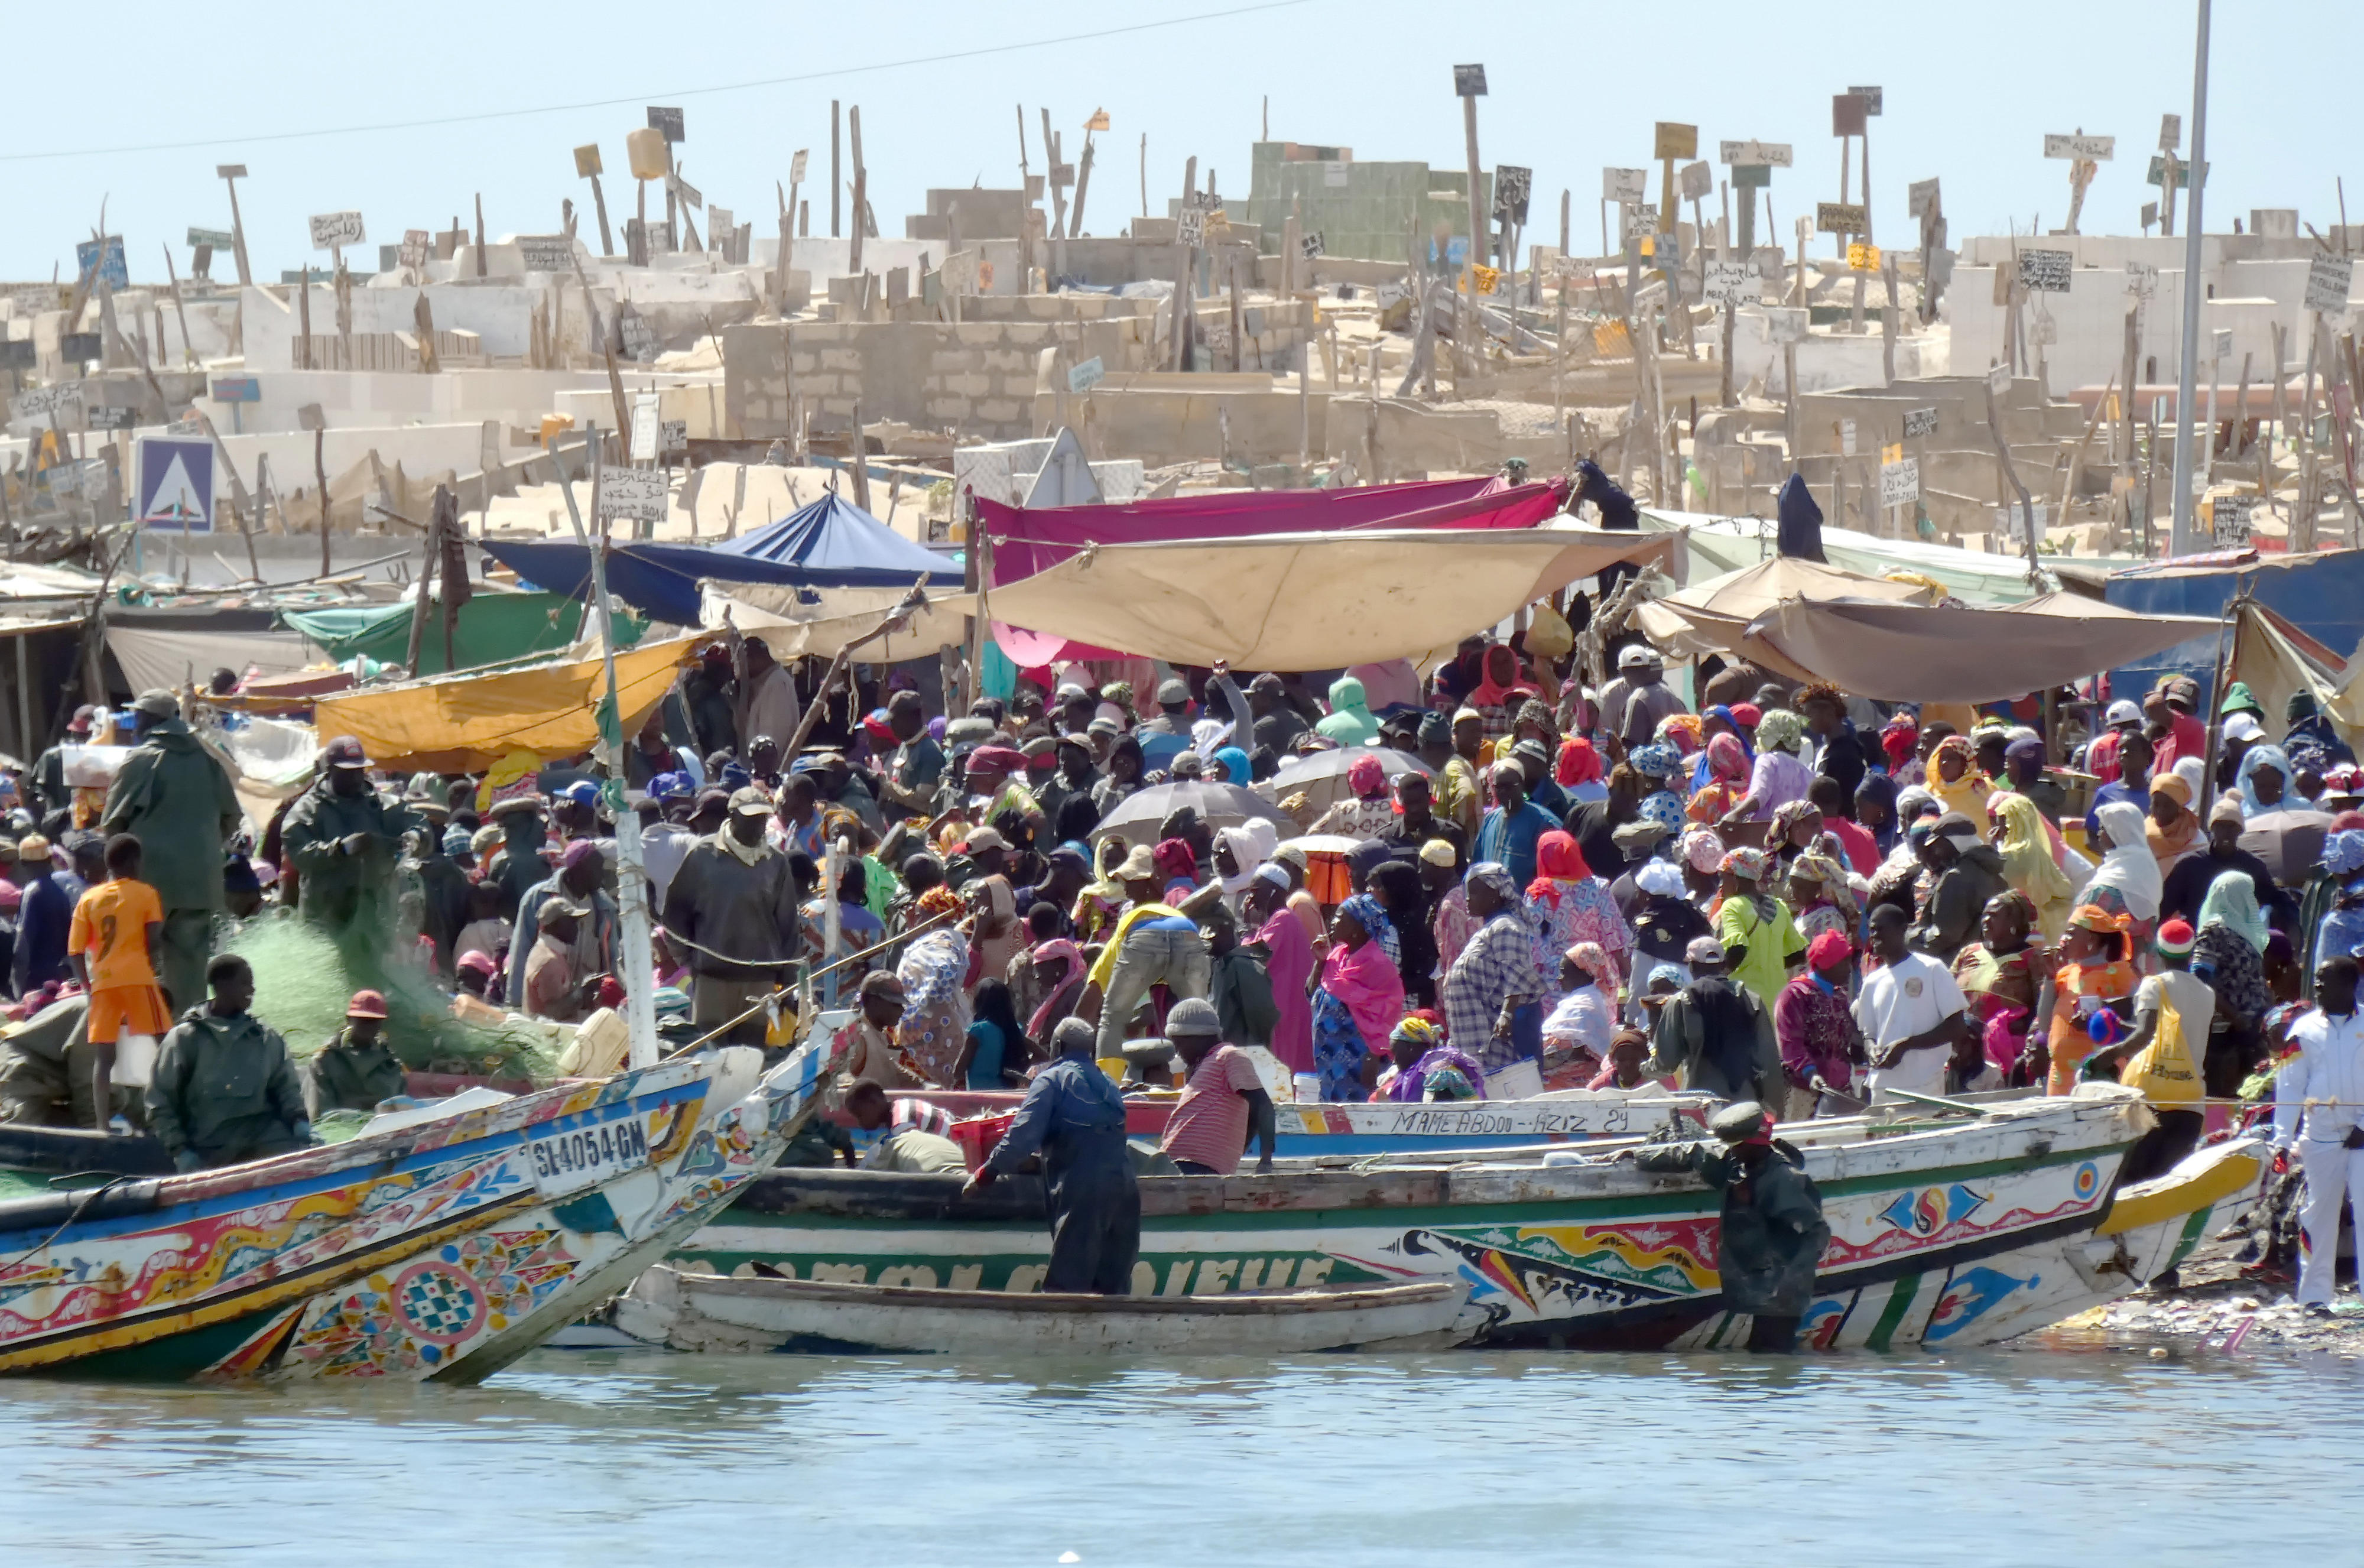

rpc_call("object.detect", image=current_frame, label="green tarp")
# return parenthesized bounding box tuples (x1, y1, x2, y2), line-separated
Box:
(280, 592, 644, 677)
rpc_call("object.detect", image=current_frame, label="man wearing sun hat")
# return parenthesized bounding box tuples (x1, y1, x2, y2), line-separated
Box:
(277, 735, 425, 957)
(303, 988, 408, 1116)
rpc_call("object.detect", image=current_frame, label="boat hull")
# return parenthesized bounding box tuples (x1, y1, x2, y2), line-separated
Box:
(671, 1092, 2236, 1351)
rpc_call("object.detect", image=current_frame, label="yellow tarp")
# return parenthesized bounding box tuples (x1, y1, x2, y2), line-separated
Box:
(310, 634, 700, 772)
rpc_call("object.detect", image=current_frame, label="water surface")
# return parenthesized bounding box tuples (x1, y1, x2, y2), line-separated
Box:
(6, 1337, 2350, 1565)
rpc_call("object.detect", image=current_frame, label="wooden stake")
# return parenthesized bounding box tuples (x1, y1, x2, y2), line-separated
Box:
(849, 107, 869, 277)
(314, 426, 332, 577)
(832, 100, 843, 238)
(1170, 155, 1198, 372)
(475, 194, 488, 278)
(161, 244, 195, 369)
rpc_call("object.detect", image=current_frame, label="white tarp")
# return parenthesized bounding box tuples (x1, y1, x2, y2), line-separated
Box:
(108, 625, 318, 698)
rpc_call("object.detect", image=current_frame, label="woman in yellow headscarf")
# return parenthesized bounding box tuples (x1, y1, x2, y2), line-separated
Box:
(1927, 734, 1994, 829)
(1991, 791, 2075, 941)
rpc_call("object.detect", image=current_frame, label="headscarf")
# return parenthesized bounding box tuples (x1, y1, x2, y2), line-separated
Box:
(1466, 861, 1521, 907)
(1879, 713, 1920, 772)
(1557, 736, 1605, 787)
(1768, 798, 1821, 854)
(2197, 868, 2269, 952)
(1564, 941, 1612, 988)
(1721, 846, 1768, 881)
(1755, 708, 1807, 757)
(1526, 830, 1593, 904)
(1025, 938, 1085, 1038)
(2235, 744, 2293, 820)
(1930, 733, 1977, 781)
(1693, 706, 1756, 791)
(1152, 837, 1198, 889)
(1628, 741, 1681, 781)
(1855, 771, 1900, 850)
(1993, 792, 2075, 940)
(1657, 712, 1704, 757)
(1703, 732, 1749, 787)
(1515, 697, 1560, 742)
(1347, 753, 1388, 799)
(1213, 745, 1252, 784)
(2087, 799, 2164, 922)
(1216, 820, 1280, 898)
(1787, 851, 1855, 917)
(1635, 858, 1687, 898)
(915, 884, 966, 918)
(1680, 826, 1726, 874)
(1337, 891, 1399, 968)
(1467, 645, 1535, 710)
(2145, 773, 2202, 871)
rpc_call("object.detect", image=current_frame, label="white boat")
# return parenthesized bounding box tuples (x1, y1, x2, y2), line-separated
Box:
(618, 1263, 1480, 1355)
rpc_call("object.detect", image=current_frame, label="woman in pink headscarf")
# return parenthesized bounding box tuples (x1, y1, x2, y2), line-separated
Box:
(1245, 865, 1316, 1073)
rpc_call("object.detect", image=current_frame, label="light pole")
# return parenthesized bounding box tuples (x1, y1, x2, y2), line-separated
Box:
(2168, 0, 2213, 556)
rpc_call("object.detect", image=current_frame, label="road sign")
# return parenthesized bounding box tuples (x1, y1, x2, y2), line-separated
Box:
(1719, 141, 1792, 168)
(647, 105, 686, 142)
(135, 434, 215, 531)
(596, 466, 667, 524)
(75, 237, 128, 291)
(2044, 134, 2116, 161)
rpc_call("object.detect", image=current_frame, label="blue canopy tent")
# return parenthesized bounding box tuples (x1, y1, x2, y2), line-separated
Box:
(2101, 547, 2364, 708)
(480, 491, 955, 625)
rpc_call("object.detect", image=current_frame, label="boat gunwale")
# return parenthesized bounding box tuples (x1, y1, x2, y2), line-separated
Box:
(675, 1268, 1460, 1317)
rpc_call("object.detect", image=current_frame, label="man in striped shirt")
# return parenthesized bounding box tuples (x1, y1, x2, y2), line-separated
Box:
(1157, 998, 1275, 1177)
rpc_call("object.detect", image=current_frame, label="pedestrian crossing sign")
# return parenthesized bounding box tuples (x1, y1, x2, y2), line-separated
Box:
(135, 435, 215, 532)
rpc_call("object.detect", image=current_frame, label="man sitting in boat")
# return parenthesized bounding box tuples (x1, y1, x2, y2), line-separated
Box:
(843, 1080, 969, 1173)
(303, 989, 407, 1118)
(963, 1017, 1139, 1294)
(1157, 997, 1276, 1176)
(145, 953, 315, 1172)
(1632, 1100, 1829, 1352)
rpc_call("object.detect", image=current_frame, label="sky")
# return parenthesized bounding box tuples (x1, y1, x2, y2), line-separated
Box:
(8, 0, 2362, 284)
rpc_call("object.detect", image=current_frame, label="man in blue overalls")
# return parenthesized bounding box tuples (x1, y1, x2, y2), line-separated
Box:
(963, 1017, 1139, 1294)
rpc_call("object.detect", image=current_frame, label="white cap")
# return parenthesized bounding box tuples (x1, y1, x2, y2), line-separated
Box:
(1618, 643, 1660, 670)
(2105, 699, 2142, 726)
(2223, 712, 2264, 742)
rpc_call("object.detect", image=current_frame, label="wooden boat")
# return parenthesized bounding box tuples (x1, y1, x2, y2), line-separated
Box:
(616, 1263, 1479, 1355)
(0, 1030, 845, 1382)
(666, 1086, 2268, 1352)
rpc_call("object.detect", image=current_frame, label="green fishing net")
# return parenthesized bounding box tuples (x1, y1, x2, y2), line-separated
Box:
(222, 917, 563, 1080)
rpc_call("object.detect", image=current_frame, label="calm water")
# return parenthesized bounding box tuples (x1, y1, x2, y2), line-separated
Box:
(6, 1338, 2352, 1565)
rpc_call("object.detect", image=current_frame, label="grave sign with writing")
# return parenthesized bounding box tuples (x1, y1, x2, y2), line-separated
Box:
(1881, 457, 1920, 507)
(1067, 355, 1105, 394)
(1848, 242, 1881, 272)
(2146, 156, 2207, 190)
(75, 238, 128, 291)
(596, 466, 668, 524)
(1816, 202, 1868, 235)
(1175, 204, 1206, 249)
(1493, 165, 1531, 223)
(1848, 86, 1884, 116)
(647, 106, 685, 142)
(9, 284, 57, 316)
(2126, 261, 2158, 298)
(1603, 167, 1648, 204)
(709, 207, 733, 239)
(1719, 141, 1793, 168)
(2212, 493, 2254, 545)
(517, 235, 575, 273)
(1840, 418, 1858, 457)
(1989, 362, 2013, 397)
(1622, 204, 1659, 241)
(400, 229, 431, 269)
(2044, 134, 2116, 161)
(186, 226, 233, 250)
(2305, 254, 2355, 314)
(309, 212, 366, 251)
(17, 385, 79, 418)
(1301, 231, 1324, 261)
(2160, 113, 2182, 150)
(1654, 123, 1697, 161)
(1766, 307, 1808, 345)
(629, 394, 659, 462)
(574, 144, 603, 178)
(617, 306, 659, 363)
(89, 404, 137, 432)
(1678, 161, 1712, 202)
(1904, 406, 1939, 439)
(2018, 249, 2073, 293)
(1703, 261, 1755, 305)
(661, 420, 688, 456)
(669, 173, 702, 211)
(1908, 178, 1941, 219)
(791, 149, 809, 185)
(1453, 64, 1488, 96)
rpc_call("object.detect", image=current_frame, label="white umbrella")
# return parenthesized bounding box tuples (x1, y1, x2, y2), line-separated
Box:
(1267, 745, 1433, 816)
(1088, 780, 1283, 845)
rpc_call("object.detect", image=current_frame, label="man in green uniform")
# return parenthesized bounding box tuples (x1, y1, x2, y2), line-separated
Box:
(146, 953, 315, 1171)
(100, 689, 242, 1014)
(1634, 1100, 1830, 1351)
(303, 988, 407, 1117)
(277, 736, 422, 954)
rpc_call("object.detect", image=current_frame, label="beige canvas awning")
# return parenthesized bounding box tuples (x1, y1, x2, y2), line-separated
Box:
(1735, 593, 2220, 703)
(1632, 554, 1938, 658)
(978, 525, 1673, 670)
(700, 583, 976, 663)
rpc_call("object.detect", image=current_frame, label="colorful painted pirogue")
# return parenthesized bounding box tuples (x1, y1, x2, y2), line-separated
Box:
(671, 1087, 2265, 1352)
(0, 1033, 841, 1382)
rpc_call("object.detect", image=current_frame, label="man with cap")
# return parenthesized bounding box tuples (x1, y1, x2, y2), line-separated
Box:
(1031, 735, 1099, 830)
(1508, 736, 1571, 819)
(1633, 1100, 1830, 1351)
(2087, 699, 2145, 786)
(1908, 813, 2008, 963)
(2272, 953, 2364, 1316)
(1158, 996, 1277, 1176)
(1082, 843, 1212, 1058)
(1647, 934, 1784, 1108)
(13, 832, 95, 997)
(1246, 672, 1311, 756)
(879, 689, 946, 814)
(485, 795, 553, 917)
(278, 736, 423, 958)
(834, 970, 923, 1087)
(28, 705, 93, 820)
(964, 1016, 1140, 1294)
(1054, 679, 1099, 738)
(506, 839, 615, 1008)
(1472, 761, 1560, 892)
(1135, 677, 1196, 774)
(1602, 644, 1685, 755)
(1381, 770, 1456, 858)
(662, 784, 803, 1047)
(99, 689, 242, 1013)
(304, 988, 408, 1116)
(147, 952, 315, 1172)
(2144, 675, 2208, 776)
(522, 896, 598, 1022)
(1605, 819, 1670, 918)
(407, 793, 470, 979)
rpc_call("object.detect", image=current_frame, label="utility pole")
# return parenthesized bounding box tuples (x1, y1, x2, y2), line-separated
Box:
(2168, 0, 2213, 557)
(1454, 65, 1488, 391)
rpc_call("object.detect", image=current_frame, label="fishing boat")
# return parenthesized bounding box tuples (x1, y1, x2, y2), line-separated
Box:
(0, 1030, 843, 1382)
(667, 1086, 2267, 1352)
(619, 1264, 1479, 1355)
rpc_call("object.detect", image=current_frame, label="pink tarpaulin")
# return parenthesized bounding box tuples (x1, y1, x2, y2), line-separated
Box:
(980, 475, 1571, 665)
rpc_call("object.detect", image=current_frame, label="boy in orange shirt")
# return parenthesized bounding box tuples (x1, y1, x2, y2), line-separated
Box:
(69, 833, 171, 1130)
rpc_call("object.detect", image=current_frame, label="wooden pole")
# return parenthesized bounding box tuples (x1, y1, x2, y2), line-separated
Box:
(404, 484, 441, 674)
(1459, 93, 1483, 391)
(314, 426, 332, 577)
(832, 100, 842, 238)
(1139, 134, 1148, 219)
(1170, 155, 1198, 372)
(1070, 131, 1095, 238)
(220, 168, 251, 287)
(849, 107, 868, 278)
(161, 244, 195, 369)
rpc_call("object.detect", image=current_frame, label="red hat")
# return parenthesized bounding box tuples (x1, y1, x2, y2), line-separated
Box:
(1805, 930, 1854, 973)
(1729, 703, 1762, 728)
(346, 988, 389, 1020)
(2155, 918, 2197, 955)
